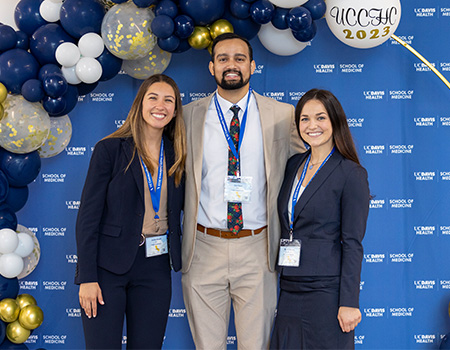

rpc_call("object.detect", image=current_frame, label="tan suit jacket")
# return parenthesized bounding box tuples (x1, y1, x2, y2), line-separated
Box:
(182, 91, 305, 273)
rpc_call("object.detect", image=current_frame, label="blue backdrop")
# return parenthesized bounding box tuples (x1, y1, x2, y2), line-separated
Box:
(9, 0, 450, 349)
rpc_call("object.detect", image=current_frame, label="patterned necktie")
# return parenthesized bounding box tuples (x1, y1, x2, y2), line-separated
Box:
(227, 105, 243, 234)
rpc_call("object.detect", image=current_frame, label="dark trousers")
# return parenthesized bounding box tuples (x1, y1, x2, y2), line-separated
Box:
(81, 246, 172, 350)
(270, 276, 354, 350)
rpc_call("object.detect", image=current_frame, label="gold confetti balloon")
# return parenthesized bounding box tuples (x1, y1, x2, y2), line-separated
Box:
(188, 26, 212, 50)
(209, 19, 234, 40)
(6, 320, 30, 344)
(0, 95, 50, 154)
(122, 44, 172, 80)
(38, 115, 72, 158)
(18, 305, 44, 330)
(0, 298, 20, 323)
(101, 1, 157, 60)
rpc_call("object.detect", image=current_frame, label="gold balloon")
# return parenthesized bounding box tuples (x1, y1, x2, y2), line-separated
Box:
(209, 19, 234, 40)
(0, 298, 20, 323)
(16, 294, 37, 309)
(188, 26, 212, 50)
(19, 305, 44, 330)
(6, 320, 30, 344)
(0, 103, 4, 121)
(0, 83, 7, 104)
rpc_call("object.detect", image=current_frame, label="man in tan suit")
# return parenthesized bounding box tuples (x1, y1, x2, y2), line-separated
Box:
(182, 33, 305, 349)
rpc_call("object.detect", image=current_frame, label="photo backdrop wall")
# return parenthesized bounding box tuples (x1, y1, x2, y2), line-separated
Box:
(1, 0, 450, 349)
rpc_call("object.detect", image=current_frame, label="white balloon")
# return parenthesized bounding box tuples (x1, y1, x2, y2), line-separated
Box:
(16, 225, 41, 280)
(269, 0, 307, 9)
(61, 65, 82, 84)
(56, 42, 81, 67)
(325, 0, 402, 49)
(39, 0, 62, 22)
(0, 253, 24, 278)
(76, 57, 103, 84)
(14, 233, 34, 258)
(0, 228, 19, 254)
(78, 32, 105, 58)
(257, 23, 308, 56)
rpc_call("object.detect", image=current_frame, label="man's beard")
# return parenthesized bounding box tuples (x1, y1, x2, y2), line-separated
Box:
(215, 70, 250, 90)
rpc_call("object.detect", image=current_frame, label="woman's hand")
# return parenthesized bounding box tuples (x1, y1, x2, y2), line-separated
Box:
(337, 306, 361, 333)
(79, 282, 105, 318)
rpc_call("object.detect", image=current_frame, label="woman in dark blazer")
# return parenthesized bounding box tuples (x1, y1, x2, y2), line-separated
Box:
(270, 89, 370, 350)
(75, 74, 186, 349)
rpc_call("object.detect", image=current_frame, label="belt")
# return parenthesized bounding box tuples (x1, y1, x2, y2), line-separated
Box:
(196, 224, 267, 239)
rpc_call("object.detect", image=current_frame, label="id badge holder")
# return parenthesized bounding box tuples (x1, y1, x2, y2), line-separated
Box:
(278, 236, 301, 267)
(224, 175, 252, 203)
(145, 234, 168, 258)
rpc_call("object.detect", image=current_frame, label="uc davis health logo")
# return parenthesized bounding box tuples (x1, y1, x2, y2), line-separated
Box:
(414, 280, 435, 289)
(414, 334, 436, 344)
(363, 308, 385, 317)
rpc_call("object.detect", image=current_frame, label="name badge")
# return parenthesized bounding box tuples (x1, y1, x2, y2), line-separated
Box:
(145, 234, 168, 258)
(278, 238, 301, 267)
(224, 175, 252, 203)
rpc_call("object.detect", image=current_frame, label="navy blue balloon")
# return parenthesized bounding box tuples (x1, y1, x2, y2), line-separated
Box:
(179, 0, 225, 26)
(287, 6, 312, 31)
(292, 21, 317, 42)
(0, 319, 5, 345)
(43, 73, 68, 98)
(111, 0, 127, 2)
(271, 7, 289, 30)
(172, 39, 191, 53)
(155, 0, 179, 18)
(5, 185, 28, 212)
(0, 338, 29, 350)
(157, 35, 180, 52)
(0, 48, 40, 94)
(15, 30, 29, 50)
(50, 84, 79, 117)
(43, 95, 66, 115)
(0, 150, 41, 188)
(14, 0, 46, 36)
(60, 0, 105, 38)
(151, 15, 175, 39)
(174, 15, 194, 39)
(0, 170, 8, 203)
(0, 203, 17, 230)
(30, 23, 75, 66)
(38, 64, 63, 82)
(0, 276, 20, 299)
(230, 0, 251, 19)
(133, 0, 158, 7)
(97, 49, 122, 82)
(250, 0, 275, 25)
(223, 8, 260, 40)
(242, 0, 257, 2)
(21, 79, 45, 103)
(77, 82, 98, 96)
(0, 25, 18, 52)
(303, 0, 326, 20)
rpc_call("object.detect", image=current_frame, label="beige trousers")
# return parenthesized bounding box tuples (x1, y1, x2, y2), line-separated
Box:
(182, 229, 278, 350)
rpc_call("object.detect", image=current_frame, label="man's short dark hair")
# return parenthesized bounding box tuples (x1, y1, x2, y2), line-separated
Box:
(210, 33, 253, 62)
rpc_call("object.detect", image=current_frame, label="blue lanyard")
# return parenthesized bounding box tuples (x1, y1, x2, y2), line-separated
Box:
(290, 147, 335, 230)
(140, 138, 164, 219)
(214, 88, 252, 174)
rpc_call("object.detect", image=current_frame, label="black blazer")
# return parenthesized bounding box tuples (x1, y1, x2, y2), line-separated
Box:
(277, 150, 369, 308)
(75, 136, 184, 285)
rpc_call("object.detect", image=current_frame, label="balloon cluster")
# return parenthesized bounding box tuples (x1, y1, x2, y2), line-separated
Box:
(0, 284, 44, 347)
(148, 0, 326, 56)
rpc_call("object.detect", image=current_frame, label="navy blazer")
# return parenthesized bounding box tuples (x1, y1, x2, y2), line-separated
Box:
(75, 136, 184, 285)
(277, 150, 369, 308)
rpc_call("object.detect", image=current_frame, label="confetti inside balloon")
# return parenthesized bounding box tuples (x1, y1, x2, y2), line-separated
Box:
(38, 115, 72, 158)
(121, 45, 172, 80)
(0, 95, 50, 154)
(101, 2, 157, 60)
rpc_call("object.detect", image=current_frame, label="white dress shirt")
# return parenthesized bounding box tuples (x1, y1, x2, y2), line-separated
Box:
(197, 90, 267, 230)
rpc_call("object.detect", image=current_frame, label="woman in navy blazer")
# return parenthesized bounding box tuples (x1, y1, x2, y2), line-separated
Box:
(270, 89, 370, 349)
(75, 74, 186, 349)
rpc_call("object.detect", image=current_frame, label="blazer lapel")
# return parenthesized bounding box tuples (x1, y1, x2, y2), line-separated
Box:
(122, 138, 145, 204)
(292, 151, 343, 224)
(254, 92, 274, 183)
